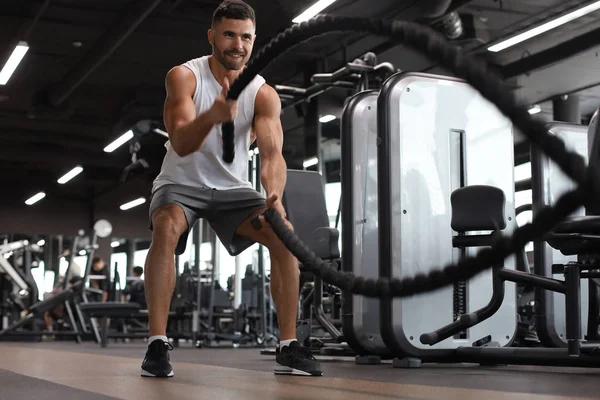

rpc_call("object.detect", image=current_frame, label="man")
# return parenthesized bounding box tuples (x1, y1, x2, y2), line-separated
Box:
(141, 0, 322, 378)
(89, 256, 109, 303)
(122, 266, 146, 309)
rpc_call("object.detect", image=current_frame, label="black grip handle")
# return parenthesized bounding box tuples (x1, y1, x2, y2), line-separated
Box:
(420, 313, 479, 345)
(222, 121, 235, 163)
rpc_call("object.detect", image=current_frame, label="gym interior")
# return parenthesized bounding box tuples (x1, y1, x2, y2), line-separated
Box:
(1, 0, 600, 399)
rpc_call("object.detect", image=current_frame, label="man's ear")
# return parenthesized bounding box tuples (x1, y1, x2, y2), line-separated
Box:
(207, 28, 214, 46)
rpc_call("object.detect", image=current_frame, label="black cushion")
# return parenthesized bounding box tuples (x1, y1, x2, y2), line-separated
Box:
(79, 302, 141, 317)
(546, 216, 600, 255)
(312, 227, 340, 260)
(549, 216, 600, 234)
(451, 185, 506, 232)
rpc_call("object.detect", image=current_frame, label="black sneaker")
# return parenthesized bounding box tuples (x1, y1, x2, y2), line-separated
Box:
(274, 341, 323, 376)
(141, 340, 174, 378)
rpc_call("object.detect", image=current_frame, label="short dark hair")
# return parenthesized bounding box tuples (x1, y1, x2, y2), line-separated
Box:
(92, 256, 103, 265)
(212, 0, 255, 26)
(133, 266, 144, 276)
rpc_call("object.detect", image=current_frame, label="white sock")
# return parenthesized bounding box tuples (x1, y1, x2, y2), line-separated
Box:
(149, 335, 168, 345)
(279, 338, 297, 349)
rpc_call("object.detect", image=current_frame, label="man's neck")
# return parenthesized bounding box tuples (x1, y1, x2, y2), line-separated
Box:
(208, 55, 242, 87)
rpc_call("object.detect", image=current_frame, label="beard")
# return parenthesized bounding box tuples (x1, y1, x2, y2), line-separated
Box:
(214, 46, 249, 70)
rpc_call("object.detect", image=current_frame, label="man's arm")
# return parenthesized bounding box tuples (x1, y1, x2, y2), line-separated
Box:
(253, 84, 287, 200)
(163, 66, 221, 157)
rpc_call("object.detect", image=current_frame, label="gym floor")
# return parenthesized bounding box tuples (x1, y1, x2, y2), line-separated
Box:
(0, 342, 598, 399)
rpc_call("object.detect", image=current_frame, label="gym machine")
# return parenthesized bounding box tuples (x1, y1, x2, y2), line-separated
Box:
(275, 52, 395, 111)
(409, 107, 600, 367)
(341, 89, 392, 362)
(339, 71, 518, 365)
(0, 234, 86, 342)
(531, 122, 592, 347)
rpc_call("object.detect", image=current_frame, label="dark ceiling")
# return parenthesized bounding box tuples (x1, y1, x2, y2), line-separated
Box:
(1, 0, 599, 216)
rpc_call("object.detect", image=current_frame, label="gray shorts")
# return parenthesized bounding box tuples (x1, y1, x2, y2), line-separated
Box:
(149, 184, 266, 256)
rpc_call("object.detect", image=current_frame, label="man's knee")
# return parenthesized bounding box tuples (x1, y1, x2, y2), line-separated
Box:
(151, 205, 187, 245)
(257, 226, 294, 259)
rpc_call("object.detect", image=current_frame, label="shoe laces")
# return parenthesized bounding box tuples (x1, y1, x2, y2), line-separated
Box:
(148, 340, 174, 360)
(288, 345, 316, 362)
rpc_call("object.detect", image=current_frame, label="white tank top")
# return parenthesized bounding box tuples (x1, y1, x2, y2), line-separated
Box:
(153, 56, 266, 192)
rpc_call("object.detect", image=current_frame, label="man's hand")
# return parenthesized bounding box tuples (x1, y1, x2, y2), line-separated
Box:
(208, 77, 238, 124)
(267, 193, 286, 218)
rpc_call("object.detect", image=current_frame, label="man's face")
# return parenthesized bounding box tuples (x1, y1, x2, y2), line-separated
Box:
(93, 261, 104, 271)
(209, 17, 255, 71)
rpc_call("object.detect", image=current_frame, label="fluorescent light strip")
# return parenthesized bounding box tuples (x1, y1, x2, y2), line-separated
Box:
(104, 130, 134, 153)
(153, 128, 169, 137)
(120, 197, 146, 211)
(488, 1, 600, 52)
(25, 192, 46, 206)
(528, 105, 542, 115)
(0, 41, 29, 85)
(319, 115, 336, 123)
(293, 0, 337, 23)
(57, 166, 83, 184)
(303, 157, 318, 168)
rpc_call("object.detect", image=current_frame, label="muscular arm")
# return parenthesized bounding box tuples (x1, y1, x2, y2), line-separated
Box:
(163, 66, 218, 157)
(254, 84, 287, 199)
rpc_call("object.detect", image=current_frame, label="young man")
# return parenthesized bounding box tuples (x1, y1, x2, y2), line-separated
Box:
(141, 0, 322, 378)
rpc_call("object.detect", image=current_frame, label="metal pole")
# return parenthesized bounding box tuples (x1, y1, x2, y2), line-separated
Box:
(255, 155, 268, 342)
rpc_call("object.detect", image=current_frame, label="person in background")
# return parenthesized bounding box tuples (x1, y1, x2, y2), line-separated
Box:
(89, 256, 110, 303)
(123, 266, 146, 309)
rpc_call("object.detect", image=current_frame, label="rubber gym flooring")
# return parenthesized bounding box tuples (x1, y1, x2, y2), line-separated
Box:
(0, 341, 598, 400)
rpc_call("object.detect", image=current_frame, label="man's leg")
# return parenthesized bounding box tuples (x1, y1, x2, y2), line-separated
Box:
(141, 204, 188, 378)
(145, 204, 187, 336)
(236, 211, 322, 376)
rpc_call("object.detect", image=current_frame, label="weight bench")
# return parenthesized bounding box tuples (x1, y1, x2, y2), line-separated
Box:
(79, 302, 142, 347)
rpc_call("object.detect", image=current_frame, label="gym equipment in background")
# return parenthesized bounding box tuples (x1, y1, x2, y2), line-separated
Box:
(531, 122, 591, 347)
(377, 72, 517, 367)
(341, 89, 392, 362)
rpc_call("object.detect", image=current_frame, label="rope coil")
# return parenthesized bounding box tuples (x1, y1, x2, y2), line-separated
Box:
(224, 15, 598, 297)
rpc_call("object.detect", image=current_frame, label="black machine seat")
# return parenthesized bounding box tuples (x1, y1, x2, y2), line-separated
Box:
(283, 169, 341, 268)
(451, 185, 506, 232)
(79, 302, 142, 318)
(546, 216, 600, 256)
(312, 227, 340, 260)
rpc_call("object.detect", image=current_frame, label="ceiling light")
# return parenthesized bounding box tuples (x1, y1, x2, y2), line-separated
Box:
(488, 1, 600, 52)
(0, 41, 29, 85)
(319, 115, 336, 123)
(303, 157, 318, 168)
(25, 192, 45, 206)
(528, 105, 542, 115)
(57, 166, 83, 184)
(153, 128, 168, 138)
(78, 250, 86, 256)
(111, 241, 120, 248)
(37, 239, 45, 246)
(293, 0, 337, 23)
(104, 130, 134, 153)
(120, 197, 146, 211)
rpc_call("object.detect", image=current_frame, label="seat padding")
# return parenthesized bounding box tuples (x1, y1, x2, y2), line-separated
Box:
(549, 216, 600, 234)
(312, 227, 340, 260)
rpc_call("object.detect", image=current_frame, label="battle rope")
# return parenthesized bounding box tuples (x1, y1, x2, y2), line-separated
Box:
(222, 16, 586, 184)
(224, 15, 600, 298)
